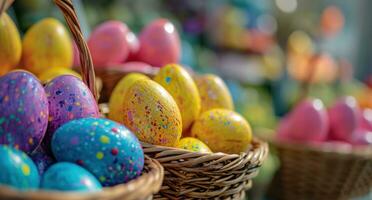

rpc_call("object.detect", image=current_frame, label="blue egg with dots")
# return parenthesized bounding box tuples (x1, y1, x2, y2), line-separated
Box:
(41, 162, 102, 192)
(0, 145, 39, 190)
(51, 118, 144, 186)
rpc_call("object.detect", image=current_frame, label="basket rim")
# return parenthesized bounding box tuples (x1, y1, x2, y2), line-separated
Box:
(141, 137, 269, 161)
(259, 128, 372, 159)
(0, 155, 164, 200)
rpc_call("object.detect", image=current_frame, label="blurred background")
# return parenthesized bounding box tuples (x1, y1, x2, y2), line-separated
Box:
(6, 0, 372, 199)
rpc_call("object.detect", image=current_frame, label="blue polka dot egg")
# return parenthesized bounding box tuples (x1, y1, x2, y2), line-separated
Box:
(41, 162, 102, 192)
(0, 145, 39, 190)
(52, 118, 144, 186)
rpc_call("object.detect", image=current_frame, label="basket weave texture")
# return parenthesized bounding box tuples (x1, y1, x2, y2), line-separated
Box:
(268, 140, 372, 200)
(0, 0, 164, 199)
(142, 139, 268, 199)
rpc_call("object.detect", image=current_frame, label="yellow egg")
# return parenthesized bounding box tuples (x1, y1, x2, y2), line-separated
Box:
(38, 67, 81, 83)
(191, 109, 252, 154)
(154, 64, 201, 131)
(0, 13, 22, 76)
(176, 137, 212, 153)
(122, 79, 182, 146)
(108, 73, 149, 123)
(195, 74, 234, 113)
(21, 18, 73, 75)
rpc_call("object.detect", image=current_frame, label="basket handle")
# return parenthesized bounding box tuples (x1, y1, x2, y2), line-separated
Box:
(54, 0, 98, 101)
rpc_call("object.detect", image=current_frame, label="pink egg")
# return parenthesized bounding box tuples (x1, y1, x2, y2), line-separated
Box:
(276, 116, 291, 141)
(328, 96, 359, 142)
(88, 21, 130, 67)
(350, 129, 372, 146)
(284, 99, 329, 142)
(359, 108, 372, 131)
(137, 19, 180, 67)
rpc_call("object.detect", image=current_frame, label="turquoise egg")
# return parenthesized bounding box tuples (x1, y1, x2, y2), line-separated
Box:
(52, 118, 144, 186)
(0, 145, 39, 190)
(41, 162, 102, 192)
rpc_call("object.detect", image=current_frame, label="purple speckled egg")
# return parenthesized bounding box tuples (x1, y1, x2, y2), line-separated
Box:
(43, 75, 99, 151)
(30, 145, 55, 175)
(0, 71, 48, 153)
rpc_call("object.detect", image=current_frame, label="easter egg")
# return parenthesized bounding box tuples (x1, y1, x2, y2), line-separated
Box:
(359, 108, 372, 131)
(154, 64, 201, 131)
(176, 137, 212, 153)
(0, 71, 48, 153)
(38, 67, 81, 83)
(52, 118, 144, 186)
(108, 73, 149, 123)
(350, 129, 372, 145)
(0, 13, 22, 76)
(328, 96, 359, 141)
(88, 21, 129, 67)
(43, 75, 99, 151)
(21, 18, 72, 75)
(195, 74, 234, 113)
(122, 79, 182, 146)
(41, 162, 102, 192)
(30, 146, 55, 176)
(0, 145, 39, 190)
(285, 99, 329, 142)
(191, 109, 252, 154)
(137, 19, 180, 67)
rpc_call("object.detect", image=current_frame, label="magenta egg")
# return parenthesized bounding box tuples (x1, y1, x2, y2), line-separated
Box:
(43, 75, 99, 150)
(0, 71, 48, 153)
(126, 31, 140, 61)
(328, 96, 359, 142)
(350, 129, 372, 146)
(137, 19, 180, 67)
(285, 99, 329, 142)
(359, 108, 372, 131)
(88, 21, 130, 67)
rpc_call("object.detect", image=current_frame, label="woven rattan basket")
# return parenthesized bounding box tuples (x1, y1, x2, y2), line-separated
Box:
(0, 0, 164, 199)
(267, 137, 372, 200)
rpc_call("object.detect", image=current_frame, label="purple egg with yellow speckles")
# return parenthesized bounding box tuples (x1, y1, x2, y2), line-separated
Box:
(0, 70, 48, 153)
(43, 75, 99, 151)
(52, 118, 144, 186)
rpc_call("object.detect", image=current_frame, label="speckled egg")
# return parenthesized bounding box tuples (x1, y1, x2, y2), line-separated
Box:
(122, 79, 182, 147)
(108, 73, 149, 123)
(0, 145, 39, 190)
(0, 71, 48, 153)
(195, 74, 234, 113)
(176, 137, 212, 153)
(30, 146, 55, 176)
(154, 64, 201, 131)
(41, 162, 102, 192)
(43, 75, 99, 151)
(52, 118, 144, 186)
(191, 109, 252, 154)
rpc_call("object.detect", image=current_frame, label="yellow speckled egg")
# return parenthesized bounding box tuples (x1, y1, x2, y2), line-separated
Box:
(154, 64, 201, 131)
(195, 74, 234, 113)
(191, 109, 252, 154)
(21, 18, 73, 75)
(108, 73, 149, 123)
(176, 137, 212, 153)
(122, 79, 182, 146)
(38, 67, 81, 83)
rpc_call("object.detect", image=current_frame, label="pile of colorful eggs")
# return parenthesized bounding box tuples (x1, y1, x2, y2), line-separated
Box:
(277, 96, 372, 148)
(0, 11, 255, 194)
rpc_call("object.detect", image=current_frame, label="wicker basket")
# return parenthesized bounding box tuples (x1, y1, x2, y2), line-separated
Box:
(142, 139, 268, 199)
(267, 137, 372, 200)
(0, 0, 164, 199)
